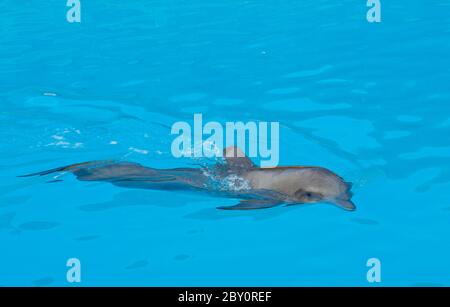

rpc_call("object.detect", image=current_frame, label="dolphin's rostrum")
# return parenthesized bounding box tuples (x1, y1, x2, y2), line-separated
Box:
(20, 146, 355, 211)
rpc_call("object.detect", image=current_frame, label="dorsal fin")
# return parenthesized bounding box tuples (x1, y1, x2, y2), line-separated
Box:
(223, 146, 255, 170)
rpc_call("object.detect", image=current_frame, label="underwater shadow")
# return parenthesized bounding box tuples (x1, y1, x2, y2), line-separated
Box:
(183, 203, 312, 221)
(78, 190, 194, 212)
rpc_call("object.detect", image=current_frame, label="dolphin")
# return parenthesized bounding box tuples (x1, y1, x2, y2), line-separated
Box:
(19, 146, 355, 211)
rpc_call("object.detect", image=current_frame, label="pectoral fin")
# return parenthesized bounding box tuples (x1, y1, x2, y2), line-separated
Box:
(217, 199, 281, 210)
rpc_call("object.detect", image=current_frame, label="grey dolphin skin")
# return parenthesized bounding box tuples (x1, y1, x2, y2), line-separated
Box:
(20, 146, 355, 211)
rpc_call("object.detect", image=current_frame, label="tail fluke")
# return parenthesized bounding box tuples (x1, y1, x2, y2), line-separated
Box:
(18, 161, 114, 178)
(18, 160, 161, 184)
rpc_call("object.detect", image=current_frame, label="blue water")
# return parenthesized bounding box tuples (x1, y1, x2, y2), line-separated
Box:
(1, 0, 450, 286)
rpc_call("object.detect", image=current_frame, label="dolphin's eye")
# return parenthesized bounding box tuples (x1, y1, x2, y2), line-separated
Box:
(294, 189, 322, 201)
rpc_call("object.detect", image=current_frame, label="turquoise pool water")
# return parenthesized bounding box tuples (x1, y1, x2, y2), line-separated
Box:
(1, 0, 450, 286)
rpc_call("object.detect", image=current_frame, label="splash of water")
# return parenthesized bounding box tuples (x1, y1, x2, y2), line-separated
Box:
(219, 174, 251, 192)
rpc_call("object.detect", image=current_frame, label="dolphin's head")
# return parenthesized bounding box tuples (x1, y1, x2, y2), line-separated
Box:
(291, 167, 356, 211)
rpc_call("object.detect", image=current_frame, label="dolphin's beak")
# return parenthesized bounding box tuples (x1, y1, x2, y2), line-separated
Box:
(333, 199, 356, 211)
